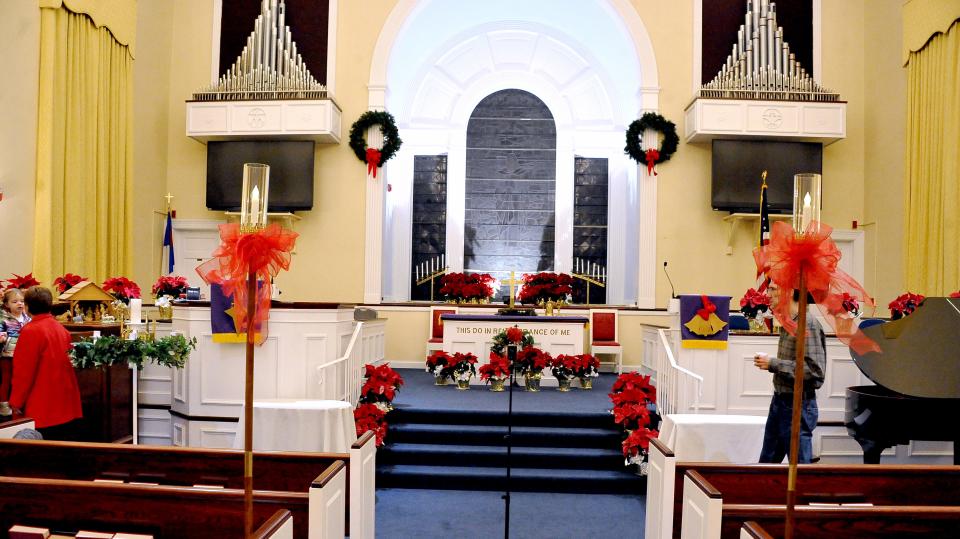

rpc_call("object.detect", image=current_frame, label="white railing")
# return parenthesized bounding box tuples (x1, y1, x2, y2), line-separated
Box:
(315, 322, 366, 406)
(655, 328, 703, 415)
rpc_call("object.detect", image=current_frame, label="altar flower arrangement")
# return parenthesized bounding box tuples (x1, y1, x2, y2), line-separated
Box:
(102, 276, 141, 303)
(358, 363, 405, 410)
(550, 355, 576, 381)
(152, 275, 189, 299)
(53, 273, 87, 294)
(449, 352, 478, 389)
(888, 292, 924, 320)
(479, 352, 511, 390)
(491, 325, 535, 354)
(518, 272, 573, 305)
(609, 372, 660, 472)
(739, 287, 771, 318)
(439, 272, 495, 303)
(354, 403, 388, 447)
(4, 273, 40, 291)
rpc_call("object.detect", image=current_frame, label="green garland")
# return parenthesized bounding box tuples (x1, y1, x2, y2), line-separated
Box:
(349, 111, 402, 168)
(624, 112, 679, 166)
(70, 334, 197, 370)
(490, 328, 535, 355)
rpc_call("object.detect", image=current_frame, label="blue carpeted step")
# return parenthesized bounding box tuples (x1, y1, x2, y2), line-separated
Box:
(379, 443, 624, 470)
(390, 406, 615, 429)
(376, 464, 645, 494)
(389, 423, 621, 448)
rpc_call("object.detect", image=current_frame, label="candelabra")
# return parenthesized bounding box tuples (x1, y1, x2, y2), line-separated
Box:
(572, 257, 607, 306)
(415, 254, 447, 302)
(699, 0, 839, 102)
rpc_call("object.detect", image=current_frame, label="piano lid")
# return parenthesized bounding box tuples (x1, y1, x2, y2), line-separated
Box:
(850, 297, 960, 399)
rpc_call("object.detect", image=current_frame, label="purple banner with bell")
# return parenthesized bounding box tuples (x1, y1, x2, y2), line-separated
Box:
(680, 294, 731, 350)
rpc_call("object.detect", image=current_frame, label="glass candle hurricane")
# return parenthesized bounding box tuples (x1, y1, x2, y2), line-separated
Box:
(792, 173, 822, 235)
(240, 163, 270, 232)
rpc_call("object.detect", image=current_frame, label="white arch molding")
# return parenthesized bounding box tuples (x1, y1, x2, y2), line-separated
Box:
(366, 0, 661, 307)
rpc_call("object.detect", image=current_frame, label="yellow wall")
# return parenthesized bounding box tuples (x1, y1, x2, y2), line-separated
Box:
(0, 1, 40, 279)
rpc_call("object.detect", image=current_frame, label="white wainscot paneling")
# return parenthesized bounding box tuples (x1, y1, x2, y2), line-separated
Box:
(137, 408, 172, 446)
(138, 362, 174, 407)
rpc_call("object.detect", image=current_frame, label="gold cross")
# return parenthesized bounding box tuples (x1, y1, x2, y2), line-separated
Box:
(501, 271, 524, 309)
(164, 192, 174, 210)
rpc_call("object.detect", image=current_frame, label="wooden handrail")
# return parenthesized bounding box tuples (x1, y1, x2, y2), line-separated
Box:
(310, 460, 345, 489)
(686, 470, 722, 499)
(252, 509, 293, 539)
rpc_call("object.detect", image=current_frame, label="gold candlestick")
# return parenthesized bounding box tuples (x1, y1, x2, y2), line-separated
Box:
(415, 267, 448, 302)
(571, 272, 606, 306)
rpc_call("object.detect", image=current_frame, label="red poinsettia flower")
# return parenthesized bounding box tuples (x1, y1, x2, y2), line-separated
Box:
(622, 427, 658, 458)
(152, 275, 189, 298)
(739, 288, 771, 318)
(839, 292, 860, 316)
(611, 372, 656, 403)
(506, 326, 524, 343)
(360, 363, 405, 403)
(571, 354, 600, 378)
(4, 273, 41, 291)
(888, 292, 924, 320)
(949, 291, 960, 299)
(518, 272, 573, 304)
(53, 273, 87, 294)
(439, 272, 495, 302)
(479, 353, 511, 381)
(426, 350, 452, 370)
(613, 403, 652, 430)
(102, 276, 142, 302)
(610, 387, 656, 409)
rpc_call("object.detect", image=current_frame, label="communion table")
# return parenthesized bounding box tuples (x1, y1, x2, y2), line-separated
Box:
(440, 314, 588, 359)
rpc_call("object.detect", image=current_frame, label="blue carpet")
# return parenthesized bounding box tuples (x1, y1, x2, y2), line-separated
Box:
(375, 488, 646, 539)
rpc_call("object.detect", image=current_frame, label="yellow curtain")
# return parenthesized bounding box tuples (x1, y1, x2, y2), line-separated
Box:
(33, 6, 133, 285)
(904, 19, 960, 294)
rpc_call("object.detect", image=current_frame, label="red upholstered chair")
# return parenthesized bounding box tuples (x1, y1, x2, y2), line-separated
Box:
(590, 309, 623, 374)
(426, 305, 458, 357)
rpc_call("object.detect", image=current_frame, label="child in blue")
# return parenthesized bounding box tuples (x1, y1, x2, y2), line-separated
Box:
(1, 288, 31, 416)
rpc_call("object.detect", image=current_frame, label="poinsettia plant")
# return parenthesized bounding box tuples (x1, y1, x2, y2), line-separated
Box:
(358, 363, 405, 410)
(479, 352, 511, 382)
(490, 325, 535, 354)
(515, 346, 551, 375)
(4, 273, 40, 291)
(518, 272, 573, 305)
(888, 292, 924, 320)
(570, 353, 600, 379)
(739, 287, 771, 318)
(102, 276, 141, 303)
(53, 273, 87, 294)
(609, 371, 660, 469)
(439, 272, 495, 303)
(426, 350, 454, 377)
(152, 275, 189, 299)
(839, 292, 860, 316)
(550, 354, 578, 381)
(449, 352, 478, 382)
(950, 291, 960, 299)
(354, 403, 388, 446)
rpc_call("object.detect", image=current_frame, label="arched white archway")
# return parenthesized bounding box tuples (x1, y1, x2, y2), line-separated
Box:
(366, 0, 660, 307)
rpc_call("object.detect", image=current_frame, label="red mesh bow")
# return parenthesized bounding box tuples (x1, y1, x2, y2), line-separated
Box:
(754, 221, 878, 354)
(366, 148, 382, 178)
(196, 223, 298, 344)
(644, 148, 659, 176)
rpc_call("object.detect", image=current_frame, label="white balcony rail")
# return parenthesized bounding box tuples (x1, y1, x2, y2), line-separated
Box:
(655, 328, 703, 415)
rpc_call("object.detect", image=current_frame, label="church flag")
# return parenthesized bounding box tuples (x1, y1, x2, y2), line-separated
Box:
(162, 211, 175, 274)
(758, 170, 770, 248)
(680, 294, 731, 349)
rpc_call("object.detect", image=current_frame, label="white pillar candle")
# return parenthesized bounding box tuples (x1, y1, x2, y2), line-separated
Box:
(441, 254, 444, 269)
(250, 185, 261, 226)
(129, 298, 142, 324)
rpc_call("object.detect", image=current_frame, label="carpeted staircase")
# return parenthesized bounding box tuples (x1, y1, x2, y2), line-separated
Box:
(377, 403, 644, 494)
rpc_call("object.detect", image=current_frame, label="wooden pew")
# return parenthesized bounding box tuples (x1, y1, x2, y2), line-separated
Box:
(254, 510, 295, 539)
(682, 470, 960, 539)
(0, 461, 346, 539)
(0, 433, 376, 539)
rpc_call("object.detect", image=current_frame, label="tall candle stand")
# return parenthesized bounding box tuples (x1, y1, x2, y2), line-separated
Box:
(571, 272, 606, 306)
(416, 266, 448, 302)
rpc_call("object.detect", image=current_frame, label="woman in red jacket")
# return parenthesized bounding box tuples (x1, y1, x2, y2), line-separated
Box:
(10, 286, 83, 440)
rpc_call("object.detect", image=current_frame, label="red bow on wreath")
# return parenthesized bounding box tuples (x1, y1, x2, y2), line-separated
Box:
(366, 148, 382, 178)
(644, 149, 659, 176)
(196, 223, 298, 345)
(754, 221, 878, 354)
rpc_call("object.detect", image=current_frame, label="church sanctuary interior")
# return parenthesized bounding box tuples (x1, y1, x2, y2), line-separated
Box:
(2, 0, 960, 538)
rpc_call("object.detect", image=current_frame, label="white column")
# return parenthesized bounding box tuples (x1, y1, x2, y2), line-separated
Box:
(554, 131, 575, 272)
(446, 130, 467, 273)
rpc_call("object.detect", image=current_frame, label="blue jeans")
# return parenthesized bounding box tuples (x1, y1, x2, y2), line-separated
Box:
(759, 393, 818, 463)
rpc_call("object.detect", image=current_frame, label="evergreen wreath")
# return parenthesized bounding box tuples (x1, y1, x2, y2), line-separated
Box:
(349, 111, 402, 177)
(624, 112, 679, 175)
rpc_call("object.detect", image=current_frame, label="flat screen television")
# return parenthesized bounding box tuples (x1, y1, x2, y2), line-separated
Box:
(206, 140, 315, 212)
(711, 140, 822, 213)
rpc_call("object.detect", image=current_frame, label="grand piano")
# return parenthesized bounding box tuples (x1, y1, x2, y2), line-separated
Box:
(846, 297, 960, 464)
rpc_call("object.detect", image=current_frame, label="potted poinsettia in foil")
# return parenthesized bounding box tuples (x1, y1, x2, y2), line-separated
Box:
(518, 272, 573, 307)
(570, 353, 600, 389)
(449, 352, 478, 390)
(609, 372, 660, 475)
(439, 272, 495, 303)
(550, 354, 578, 391)
(515, 346, 551, 392)
(479, 352, 511, 392)
(739, 287, 772, 332)
(152, 275, 189, 320)
(888, 292, 924, 320)
(426, 350, 454, 385)
(353, 363, 404, 447)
